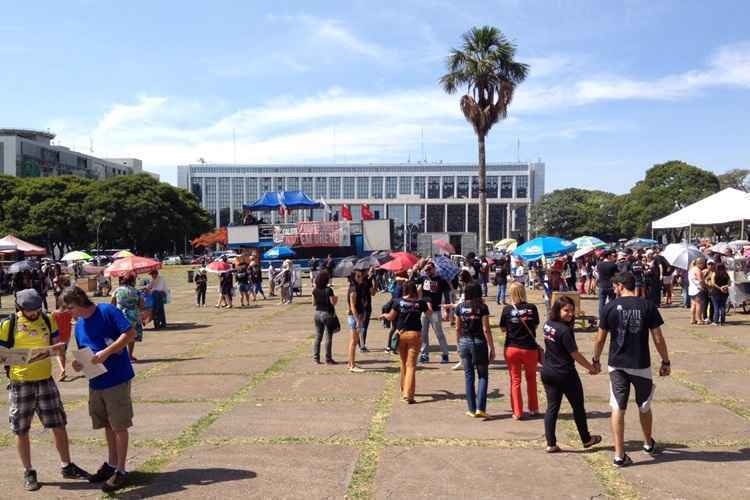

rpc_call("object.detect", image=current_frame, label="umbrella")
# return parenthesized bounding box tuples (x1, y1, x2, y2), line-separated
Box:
(8, 260, 37, 274)
(206, 260, 233, 274)
(728, 240, 749, 251)
(432, 256, 460, 281)
(662, 243, 702, 270)
(433, 239, 455, 255)
(572, 236, 607, 249)
(512, 236, 576, 261)
(494, 238, 517, 252)
(333, 257, 359, 277)
(370, 251, 393, 264)
(573, 247, 596, 260)
(379, 252, 419, 273)
(104, 256, 162, 277)
(354, 256, 380, 270)
(625, 238, 657, 249)
(709, 242, 730, 254)
(113, 250, 135, 259)
(263, 246, 296, 260)
(61, 250, 93, 262)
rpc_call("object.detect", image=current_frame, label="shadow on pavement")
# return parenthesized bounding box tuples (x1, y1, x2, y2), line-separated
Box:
(151, 322, 211, 331)
(118, 467, 257, 498)
(134, 357, 204, 364)
(623, 444, 750, 466)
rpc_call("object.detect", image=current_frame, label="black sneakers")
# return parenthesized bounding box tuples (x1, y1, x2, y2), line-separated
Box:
(61, 462, 91, 480)
(643, 438, 661, 455)
(613, 454, 633, 467)
(101, 471, 128, 493)
(24, 469, 40, 491)
(88, 462, 116, 484)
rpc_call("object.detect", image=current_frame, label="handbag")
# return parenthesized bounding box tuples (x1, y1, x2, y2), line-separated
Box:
(328, 314, 341, 334)
(390, 331, 400, 352)
(513, 304, 544, 361)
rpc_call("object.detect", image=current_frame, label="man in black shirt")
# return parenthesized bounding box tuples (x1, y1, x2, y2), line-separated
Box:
(417, 262, 451, 363)
(592, 272, 671, 468)
(596, 251, 619, 320)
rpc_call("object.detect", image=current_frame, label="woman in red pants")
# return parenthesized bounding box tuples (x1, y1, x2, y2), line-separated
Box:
(499, 282, 541, 420)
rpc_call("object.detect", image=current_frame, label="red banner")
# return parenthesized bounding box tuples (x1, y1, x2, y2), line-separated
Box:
(297, 221, 350, 247)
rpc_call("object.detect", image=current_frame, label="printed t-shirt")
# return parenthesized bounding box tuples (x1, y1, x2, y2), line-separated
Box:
(236, 270, 249, 285)
(74, 304, 134, 390)
(456, 302, 489, 338)
(541, 320, 578, 377)
(499, 302, 540, 350)
(600, 296, 663, 370)
(391, 298, 429, 331)
(0, 312, 59, 382)
(418, 275, 448, 310)
(597, 261, 619, 289)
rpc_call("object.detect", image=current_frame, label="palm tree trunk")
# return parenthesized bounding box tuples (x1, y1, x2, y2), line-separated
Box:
(477, 133, 487, 254)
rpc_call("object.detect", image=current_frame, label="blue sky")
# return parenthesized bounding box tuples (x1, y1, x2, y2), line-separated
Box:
(2, 0, 749, 192)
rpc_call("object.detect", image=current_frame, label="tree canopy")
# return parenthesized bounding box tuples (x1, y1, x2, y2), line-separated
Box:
(717, 168, 749, 191)
(0, 174, 212, 256)
(530, 188, 624, 241)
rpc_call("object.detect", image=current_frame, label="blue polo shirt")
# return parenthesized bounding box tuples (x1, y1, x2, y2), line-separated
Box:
(74, 303, 135, 390)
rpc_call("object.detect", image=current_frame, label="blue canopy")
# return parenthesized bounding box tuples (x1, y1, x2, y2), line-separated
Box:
(263, 246, 296, 259)
(512, 236, 576, 261)
(244, 191, 321, 211)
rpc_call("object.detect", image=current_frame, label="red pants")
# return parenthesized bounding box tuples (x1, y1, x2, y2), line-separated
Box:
(505, 346, 539, 417)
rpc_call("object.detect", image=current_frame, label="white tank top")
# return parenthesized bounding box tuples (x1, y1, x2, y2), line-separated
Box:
(688, 268, 702, 296)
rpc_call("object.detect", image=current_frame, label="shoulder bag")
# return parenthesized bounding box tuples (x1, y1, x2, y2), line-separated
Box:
(513, 304, 544, 362)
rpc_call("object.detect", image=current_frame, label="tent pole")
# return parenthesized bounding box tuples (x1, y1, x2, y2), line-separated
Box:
(742, 219, 745, 240)
(688, 224, 692, 243)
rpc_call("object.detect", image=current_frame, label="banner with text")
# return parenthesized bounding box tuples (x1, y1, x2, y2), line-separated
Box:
(297, 221, 351, 247)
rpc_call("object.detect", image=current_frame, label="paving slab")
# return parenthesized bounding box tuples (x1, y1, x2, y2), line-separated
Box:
(205, 399, 374, 439)
(119, 443, 358, 499)
(683, 372, 750, 404)
(133, 374, 249, 401)
(375, 446, 603, 499)
(669, 351, 749, 373)
(578, 372, 702, 402)
(252, 371, 386, 400)
(206, 339, 297, 358)
(160, 356, 266, 375)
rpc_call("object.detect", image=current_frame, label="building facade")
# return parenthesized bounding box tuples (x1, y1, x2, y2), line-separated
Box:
(178, 162, 545, 250)
(0, 129, 140, 180)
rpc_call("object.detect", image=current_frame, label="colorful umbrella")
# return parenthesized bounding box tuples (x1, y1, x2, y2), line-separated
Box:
(61, 250, 93, 262)
(625, 238, 657, 249)
(432, 239, 455, 255)
(512, 236, 575, 261)
(432, 256, 460, 281)
(104, 256, 161, 277)
(379, 252, 419, 273)
(112, 250, 135, 259)
(263, 246, 296, 260)
(206, 260, 233, 274)
(662, 243, 701, 270)
(572, 236, 607, 249)
(573, 247, 596, 260)
(494, 238, 517, 252)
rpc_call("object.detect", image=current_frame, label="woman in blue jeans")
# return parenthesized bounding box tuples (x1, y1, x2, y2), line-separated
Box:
(455, 282, 496, 418)
(707, 262, 730, 325)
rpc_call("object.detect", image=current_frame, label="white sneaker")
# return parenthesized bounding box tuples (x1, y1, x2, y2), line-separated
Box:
(451, 361, 463, 371)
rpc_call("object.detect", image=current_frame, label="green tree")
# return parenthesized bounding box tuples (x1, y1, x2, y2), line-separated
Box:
(440, 26, 529, 253)
(530, 188, 624, 241)
(618, 160, 720, 237)
(718, 168, 749, 191)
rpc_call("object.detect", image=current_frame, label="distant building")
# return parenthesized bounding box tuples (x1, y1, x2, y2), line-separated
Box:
(0, 128, 145, 180)
(104, 157, 160, 181)
(178, 161, 545, 247)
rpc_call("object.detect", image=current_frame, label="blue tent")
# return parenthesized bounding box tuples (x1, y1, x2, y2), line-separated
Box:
(512, 236, 576, 261)
(243, 191, 321, 211)
(263, 246, 296, 259)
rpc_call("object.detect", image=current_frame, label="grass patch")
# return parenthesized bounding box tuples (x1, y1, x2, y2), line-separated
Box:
(672, 374, 750, 421)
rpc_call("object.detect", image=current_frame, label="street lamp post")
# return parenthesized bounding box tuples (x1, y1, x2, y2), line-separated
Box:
(96, 217, 106, 263)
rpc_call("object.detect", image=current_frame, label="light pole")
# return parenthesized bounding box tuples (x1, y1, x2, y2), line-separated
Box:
(96, 217, 106, 262)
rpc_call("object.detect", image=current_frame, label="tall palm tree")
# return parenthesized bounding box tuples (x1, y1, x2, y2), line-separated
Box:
(440, 26, 528, 253)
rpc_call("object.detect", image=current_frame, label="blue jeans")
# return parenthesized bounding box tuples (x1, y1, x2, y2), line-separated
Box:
(420, 313, 449, 358)
(496, 283, 507, 304)
(598, 288, 615, 319)
(710, 294, 727, 324)
(683, 285, 691, 308)
(459, 337, 489, 413)
(480, 276, 488, 297)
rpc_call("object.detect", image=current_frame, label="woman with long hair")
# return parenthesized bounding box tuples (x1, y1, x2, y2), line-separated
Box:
(312, 270, 338, 364)
(706, 261, 730, 326)
(688, 257, 707, 324)
(456, 282, 495, 417)
(111, 272, 144, 362)
(499, 282, 541, 420)
(541, 296, 601, 453)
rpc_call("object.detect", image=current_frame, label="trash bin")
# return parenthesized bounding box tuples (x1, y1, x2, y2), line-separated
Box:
(187, 270, 194, 283)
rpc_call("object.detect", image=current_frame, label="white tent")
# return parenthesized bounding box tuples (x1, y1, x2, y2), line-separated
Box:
(652, 188, 750, 229)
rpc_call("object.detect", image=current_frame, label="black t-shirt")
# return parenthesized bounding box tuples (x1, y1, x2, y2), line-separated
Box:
(311, 260, 319, 271)
(600, 296, 664, 369)
(456, 302, 490, 338)
(391, 298, 429, 331)
(597, 261, 618, 289)
(313, 287, 335, 313)
(499, 302, 540, 350)
(348, 282, 372, 315)
(418, 275, 449, 309)
(542, 320, 578, 376)
(616, 261, 631, 275)
(220, 272, 233, 289)
(631, 261, 644, 284)
(236, 270, 249, 284)
(495, 267, 509, 286)
(281, 269, 292, 284)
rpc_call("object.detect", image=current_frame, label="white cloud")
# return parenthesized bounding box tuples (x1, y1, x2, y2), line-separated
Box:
(96, 96, 167, 132)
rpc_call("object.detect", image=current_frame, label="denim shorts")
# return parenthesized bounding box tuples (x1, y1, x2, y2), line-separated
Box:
(347, 315, 357, 330)
(238, 283, 251, 293)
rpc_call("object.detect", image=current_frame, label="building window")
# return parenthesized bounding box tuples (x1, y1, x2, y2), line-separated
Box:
(516, 175, 528, 198)
(246, 177, 258, 202)
(370, 204, 385, 219)
(260, 177, 272, 194)
(204, 178, 217, 217)
(426, 204, 445, 232)
(442, 176, 455, 198)
(385, 177, 397, 199)
(342, 177, 355, 198)
(219, 178, 231, 226)
(457, 176, 469, 198)
(467, 203, 479, 234)
(286, 177, 299, 191)
(447, 204, 465, 232)
(427, 176, 440, 199)
(500, 176, 513, 198)
(399, 176, 412, 195)
(388, 204, 405, 250)
(301, 177, 313, 196)
(487, 176, 498, 198)
(232, 178, 244, 223)
(190, 181, 202, 203)
(471, 176, 479, 198)
(413, 176, 425, 198)
(488, 204, 506, 241)
(329, 177, 341, 198)
(315, 177, 327, 199)
(274, 177, 284, 191)
(371, 176, 383, 198)
(515, 206, 528, 236)
(357, 177, 369, 199)
(406, 205, 425, 253)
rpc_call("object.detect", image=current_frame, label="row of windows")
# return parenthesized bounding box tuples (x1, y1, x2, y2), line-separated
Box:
(189, 164, 532, 175)
(192, 174, 529, 205)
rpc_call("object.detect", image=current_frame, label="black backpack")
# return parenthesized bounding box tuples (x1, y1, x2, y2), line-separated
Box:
(1, 312, 53, 379)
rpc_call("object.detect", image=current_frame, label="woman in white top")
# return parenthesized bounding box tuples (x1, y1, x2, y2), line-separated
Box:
(688, 257, 707, 325)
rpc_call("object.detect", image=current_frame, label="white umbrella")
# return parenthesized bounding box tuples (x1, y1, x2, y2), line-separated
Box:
(709, 242, 730, 254)
(728, 240, 749, 251)
(662, 243, 702, 270)
(573, 246, 595, 260)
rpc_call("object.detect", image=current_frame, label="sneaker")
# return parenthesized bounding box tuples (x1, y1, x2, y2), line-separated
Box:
(474, 410, 488, 418)
(465, 411, 476, 417)
(643, 438, 661, 455)
(325, 359, 338, 365)
(349, 366, 365, 373)
(418, 355, 429, 364)
(88, 462, 116, 483)
(101, 470, 127, 493)
(441, 354, 450, 364)
(359, 346, 369, 353)
(451, 361, 463, 371)
(24, 470, 40, 492)
(613, 454, 633, 467)
(61, 462, 91, 480)
(384, 347, 391, 354)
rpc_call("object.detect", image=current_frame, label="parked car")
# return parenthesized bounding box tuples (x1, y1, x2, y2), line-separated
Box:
(163, 255, 182, 265)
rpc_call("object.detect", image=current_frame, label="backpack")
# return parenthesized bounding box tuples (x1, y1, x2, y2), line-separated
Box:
(1, 312, 53, 378)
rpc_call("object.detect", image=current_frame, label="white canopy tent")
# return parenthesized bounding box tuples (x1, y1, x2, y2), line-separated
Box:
(652, 188, 750, 237)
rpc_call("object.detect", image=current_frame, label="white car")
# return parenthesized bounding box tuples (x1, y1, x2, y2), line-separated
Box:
(163, 255, 182, 265)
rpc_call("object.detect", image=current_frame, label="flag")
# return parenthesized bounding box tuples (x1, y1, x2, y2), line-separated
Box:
(341, 204, 352, 221)
(320, 198, 331, 216)
(361, 203, 374, 221)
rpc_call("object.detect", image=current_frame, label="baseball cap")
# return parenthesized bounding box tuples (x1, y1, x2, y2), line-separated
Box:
(15, 289, 43, 311)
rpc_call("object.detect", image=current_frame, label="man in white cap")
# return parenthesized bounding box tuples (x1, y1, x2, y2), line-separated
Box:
(0, 289, 90, 491)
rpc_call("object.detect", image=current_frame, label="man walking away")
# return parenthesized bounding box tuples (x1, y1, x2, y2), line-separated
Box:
(591, 272, 671, 468)
(596, 251, 619, 320)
